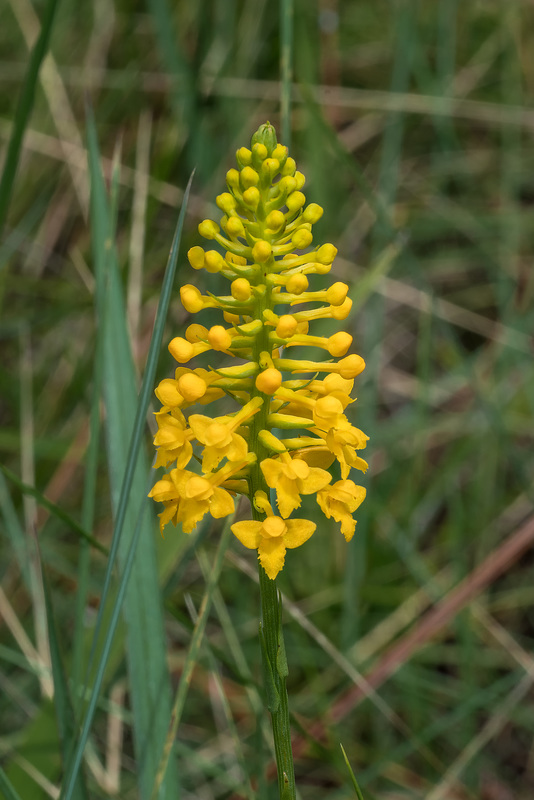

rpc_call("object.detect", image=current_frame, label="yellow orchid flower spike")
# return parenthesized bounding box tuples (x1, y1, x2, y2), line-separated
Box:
(150, 122, 368, 579)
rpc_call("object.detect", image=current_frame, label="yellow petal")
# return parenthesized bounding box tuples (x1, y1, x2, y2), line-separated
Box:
(231, 520, 262, 549)
(296, 447, 335, 469)
(210, 487, 235, 519)
(149, 478, 177, 502)
(258, 536, 286, 580)
(283, 519, 316, 548)
(188, 414, 213, 442)
(226, 433, 248, 463)
(260, 458, 283, 487)
(178, 498, 209, 533)
(276, 476, 301, 518)
(340, 514, 357, 542)
(300, 467, 331, 494)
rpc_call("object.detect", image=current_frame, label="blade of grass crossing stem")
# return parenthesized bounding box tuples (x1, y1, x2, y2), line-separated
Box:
(71, 297, 104, 699)
(0, 0, 60, 236)
(0, 766, 24, 800)
(150, 516, 234, 800)
(340, 744, 366, 800)
(42, 569, 89, 800)
(280, 0, 293, 148)
(62, 108, 192, 800)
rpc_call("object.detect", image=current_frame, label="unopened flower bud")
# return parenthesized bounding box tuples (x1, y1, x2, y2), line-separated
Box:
(331, 297, 352, 320)
(327, 331, 353, 357)
(292, 228, 313, 249)
(252, 240, 272, 263)
(226, 169, 240, 190)
(255, 368, 282, 394)
(177, 373, 207, 402)
(242, 186, 260, 209)
(281, 157, 296, 176)
(326, 282, 349, 306)
(294, 171, 306, 189)
(276, 314, 298, 338)
(240, 167, 259, 189)
(156, 379, 183, 407)
(251, 122, 277, 156)
(198, 219, 219, 239)
(286, 191, 306, 213)
(316, 243, 337, 264)
(180, 285, 204, 313)
(286, 274, 308, 294)
(169, 338, 194, 363)
(231, 278, 252, 301)
(204, 250, 224, 273)
(265, 210, 285, 232)
(338, 354, 365, 379)
(236, 146, 252, 166)
(302, 203, 324, 224)
(188, 246, 205, 270)
(216, 193, 236, 214)
(207, 325, 232, 351)
(225, 216, 245, 238)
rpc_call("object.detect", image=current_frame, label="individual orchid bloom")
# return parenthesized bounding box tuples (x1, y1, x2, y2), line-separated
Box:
(317, 480, 366, 541)
(188, 397, 262, 473)
(260, 452, 331, 519)
(232, 514, 316, 580)
(153, 409, 192, 469)
(149, 459, 249, 534)
(323, 423, 369, 480)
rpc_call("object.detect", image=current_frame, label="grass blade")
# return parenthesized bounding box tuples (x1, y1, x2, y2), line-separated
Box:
(0, 0, 60, 236)
(280, 0, 294, 147)
(42, 570, 89, 800)
(0, 766, 24, 800)
(340, 744, 366, 800)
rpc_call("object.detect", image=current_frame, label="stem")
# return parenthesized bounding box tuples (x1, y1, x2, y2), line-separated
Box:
(245, 134, 296, 798)
(256, 525, 296, 800)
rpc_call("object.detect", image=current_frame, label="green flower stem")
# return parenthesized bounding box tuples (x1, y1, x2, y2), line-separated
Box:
(256, 509, 296, 800)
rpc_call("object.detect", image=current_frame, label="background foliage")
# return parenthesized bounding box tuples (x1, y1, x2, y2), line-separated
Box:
(1, 1, 534, 798)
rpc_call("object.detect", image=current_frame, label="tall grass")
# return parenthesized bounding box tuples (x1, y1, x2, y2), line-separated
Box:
(1, 1, 534, 798)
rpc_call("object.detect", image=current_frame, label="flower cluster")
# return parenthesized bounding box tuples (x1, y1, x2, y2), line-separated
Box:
(150, 123, 368, 579)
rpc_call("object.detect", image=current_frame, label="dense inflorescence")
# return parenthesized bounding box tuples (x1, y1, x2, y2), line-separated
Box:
(150, 122, 368, 579)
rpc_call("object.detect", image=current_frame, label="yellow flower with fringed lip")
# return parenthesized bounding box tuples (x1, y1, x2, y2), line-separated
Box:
(188, 397, 262, 473)
(231, 514, 316, 580)
(260, 452, 331, 519)
(149, 459, 250, 534)
(323, 423, 369, 479)
(153, 409, 192, 469)
(317, 480, 366, 541)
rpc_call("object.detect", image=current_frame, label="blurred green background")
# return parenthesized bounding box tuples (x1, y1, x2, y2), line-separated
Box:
(1, 0, 534, 798)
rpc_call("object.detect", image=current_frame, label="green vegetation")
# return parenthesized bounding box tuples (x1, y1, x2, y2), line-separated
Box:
(1, 1, 533, 798)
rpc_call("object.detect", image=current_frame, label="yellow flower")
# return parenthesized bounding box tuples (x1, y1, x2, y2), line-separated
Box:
(149, 462, 244, 534)
(153, 409, 192, 469)
(231, 514, 315, 580)
(150, 122, 368, 573)
(323, 423, 369, 480)
(317, 480, 366, 541)
(261, 452, 331, 518)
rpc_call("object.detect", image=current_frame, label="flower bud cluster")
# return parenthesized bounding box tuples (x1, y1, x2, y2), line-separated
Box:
(150, 122, 368, 579)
